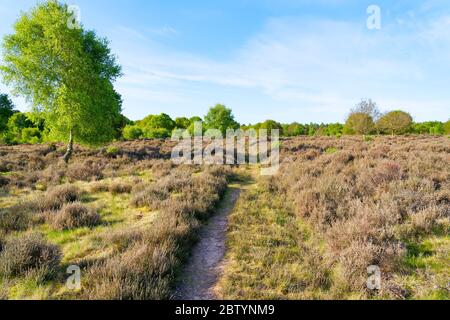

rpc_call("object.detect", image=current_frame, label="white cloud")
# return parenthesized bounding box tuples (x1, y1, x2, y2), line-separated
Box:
(113, 14, 450, 122)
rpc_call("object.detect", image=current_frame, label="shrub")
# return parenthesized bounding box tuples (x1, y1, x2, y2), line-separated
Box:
(143, 127, 171, 139)
(106, 146, 120, 157)
(0, 233, 61, 278)
(444, 120, 450, 135)
(89, 181, 110, 193)
(0, 207, 31, 233)
(48, 202, 101, 231)
(377, 111, 413, 135)
(21, 128, 41, 144)
(123, 125, 143, 140)
(344, 112, 375, 135)
(66, 160, 104, 182)
(109, 181, 132, 194)
(401, 206, 445, 238)
(131, 184, 170, 209)
(33, 184, 81, 212)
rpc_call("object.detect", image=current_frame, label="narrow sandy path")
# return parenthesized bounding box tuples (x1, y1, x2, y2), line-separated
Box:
(174, 187, 241, 300)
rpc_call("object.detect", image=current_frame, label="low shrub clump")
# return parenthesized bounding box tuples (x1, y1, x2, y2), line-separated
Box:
(33, 184, 81, 212)
(48, 202, 101, 231)
(66, 160, 104, 182)
(109, 182, 132, 195)
(0, 233, 61, 279)
(0, 207, 32, 233)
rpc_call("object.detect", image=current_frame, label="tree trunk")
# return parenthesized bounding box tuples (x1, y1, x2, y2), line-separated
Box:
(63, 130, 74, 164)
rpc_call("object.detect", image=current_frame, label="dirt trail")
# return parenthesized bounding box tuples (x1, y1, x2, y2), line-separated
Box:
(174, 187, 241, 300)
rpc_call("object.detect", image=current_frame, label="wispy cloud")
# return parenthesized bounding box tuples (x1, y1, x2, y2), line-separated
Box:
(113, 11, 450, 122)
(147, 25, 178, 37)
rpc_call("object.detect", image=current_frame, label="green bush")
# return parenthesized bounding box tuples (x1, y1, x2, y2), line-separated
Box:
(444, 120, 450, 135)
(123, 125, 142, 140)
(21, 127, 41, 144)
(143, 127, 171, 139)
(364, 135, 375, 142)
(106, 146, 120, 156)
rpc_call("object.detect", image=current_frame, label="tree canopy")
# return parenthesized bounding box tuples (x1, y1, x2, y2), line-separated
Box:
(377, 111, 413, 135)
(351, 99, 382, 121)
(204, 104, 240, 135)
(0, 1, 122, 159)
(0, 93, 16, 133)
(444, 120, 450, 135)
(344, 112, 375, 135)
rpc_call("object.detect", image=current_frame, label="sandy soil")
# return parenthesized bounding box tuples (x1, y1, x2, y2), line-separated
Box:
(174, 187, 241, 300)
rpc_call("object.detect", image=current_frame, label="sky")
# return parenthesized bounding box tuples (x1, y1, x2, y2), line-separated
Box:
(0, 0, 449, 124)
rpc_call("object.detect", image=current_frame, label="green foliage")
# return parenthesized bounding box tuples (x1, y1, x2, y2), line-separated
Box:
(175, 117, 190, 129)
(149, 113, 175, 131)
(21, 127, 41, 144)
(0, 1, 122, 147)
(325, 123, 344, 136)
(189, 116, 202, 123)
(364, 135, 374, 142)
(283, 122, 307, 136)
(122, 124, 143, 140)
(143, 127, 171, 139)
(133, 113, 175, 139)
(325, 147, 338, 154)
(106, 146, 120, 156)
(113, 113, 132, 139)
(377, 110, 413, 135)
(204, 104, 240, 135)
(308, 125, 316, 136)
(188, 116, 203, 135)
(258, 120, 283, 135)
(3, 112, 40, 144)
(444, 120, 450, 135)
(344, 112, 375, 135)
(0, 93, 16, 133)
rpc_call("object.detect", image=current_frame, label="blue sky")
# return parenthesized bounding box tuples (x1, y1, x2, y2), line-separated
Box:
(0, 0, 449, 124)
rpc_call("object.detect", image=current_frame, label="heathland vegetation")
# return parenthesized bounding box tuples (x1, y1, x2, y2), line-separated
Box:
(217, 136, 449, 300)
(0, 1, 449, 300)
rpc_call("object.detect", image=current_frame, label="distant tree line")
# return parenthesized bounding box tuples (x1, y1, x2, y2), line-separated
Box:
(1, 98, 449, 145)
